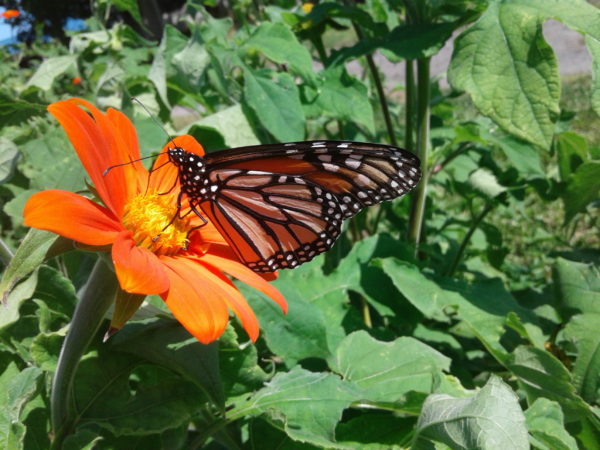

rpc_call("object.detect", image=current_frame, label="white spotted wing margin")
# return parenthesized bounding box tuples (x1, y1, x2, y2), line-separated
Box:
(196, 140, 421, 272)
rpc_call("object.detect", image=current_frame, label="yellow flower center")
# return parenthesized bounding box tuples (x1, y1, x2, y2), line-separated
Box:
(122, 192, 190, 256)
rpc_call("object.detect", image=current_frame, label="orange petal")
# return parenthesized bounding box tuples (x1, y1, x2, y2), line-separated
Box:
(24, 190, 122, 246)
(148, 134, 205, 193)
(196, 260, 260, 341)
(112, 231, 169, 294)
(48, 99, 145, 218)
(200, 250, 287, 314)
(159, 256, 231, 344)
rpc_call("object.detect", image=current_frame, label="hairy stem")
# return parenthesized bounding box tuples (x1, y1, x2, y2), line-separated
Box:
(408, 57, 431, 254)
(51, 258, 117, 448)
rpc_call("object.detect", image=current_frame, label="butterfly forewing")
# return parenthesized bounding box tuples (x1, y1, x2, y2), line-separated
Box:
(172, 141, 421, 272)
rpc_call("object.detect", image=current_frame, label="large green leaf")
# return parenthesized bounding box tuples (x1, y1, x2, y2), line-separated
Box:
(448, 1, 560, 148)
(244, 22, 314, 83)
(507, 346, 594, 422)
(413, 376, 528, 450)
(0, 91, 46, 127)
(554, 258, 600, 315)
(19, 126, 84, 192)
(313, 66, 375, 134)
(563, 161, 600, 222)
(25, 56, 77, 91)
(228, 366, 362, 448)
(329, 331, 450, 402)
(243, 235, 415, 364)
(495, 135, 545, 180)
(72, 352, 203, 436)
(0, 229, 58, 306)
(378, 258, 544, 363)
(559, 314, 600, 404)
(243, 68, 305, 142)
(190, 104, 260, 148)
(0, 364, 42, 450)
(109, 318, 224, 406)
(526, 398, 579, 450)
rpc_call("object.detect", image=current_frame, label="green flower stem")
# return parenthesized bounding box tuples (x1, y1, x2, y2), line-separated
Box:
(405, 59, 415, 151)
(0, 238, 13, 266)
(408, 57, 431, 253)
(446, 201, 495, 277)
(51, 258, 118, 448)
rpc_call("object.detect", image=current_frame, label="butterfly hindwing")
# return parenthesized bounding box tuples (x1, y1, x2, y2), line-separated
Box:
(195, 173, 343, 271)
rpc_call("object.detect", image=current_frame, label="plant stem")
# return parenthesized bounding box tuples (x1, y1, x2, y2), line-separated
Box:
(51, 258, 118, 448)
(360, 296, 373, 328)
(408, 57, 431, 254)
(0, 238, 13, 266)
(405, 59, 415, 151)
(446, 201, 495, 277)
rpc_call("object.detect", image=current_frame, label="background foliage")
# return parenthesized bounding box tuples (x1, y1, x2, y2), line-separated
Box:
(1, 0, 600, 448)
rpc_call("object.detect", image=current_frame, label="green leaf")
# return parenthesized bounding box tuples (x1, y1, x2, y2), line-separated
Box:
(110, 0, 143, 27)
(329, 331, 450, 402)
(20, 126, 84, 192)
(377, 259, 544, 363)
(0, 270, 39, 334)
(559, 313, 600, 403)
(380, 22, 457, 61)
(148, 25, 188, 107)
(109, 318, 224, 406)
(171, 29, 210, 96)
(0, 91, 46, 127)
(244, 22, 315, 83)
(0, 138, 18, 183)
(0, 229, 57, 305)
(556, 131, 589, 182)
(242, 274, 332, 363)
(507, 346, 594, 421)
(219, 325, 268, 397)
(525, 398, 578, 450)
(25, 56, 77, 91)
(468, 168, 506, 198)
(0, 364, 42, 450)
(495, 136, 545, 180)
(73, 352, 203, 436)
(243, 68, 305, 142)
(554, 258, 600, 315)
(336, 414, 415, 449)
(244, 235, 413, 363)
(190, 104, 260, 148)
(563, 161, 600, 222)
(313, 66, 375, 134)
(228, 366, 361, 448)
(448, 2, 560, 148)
(62, 430, 102, 450)
(31, 332, 64, 372)
(413, 376, 528, 450)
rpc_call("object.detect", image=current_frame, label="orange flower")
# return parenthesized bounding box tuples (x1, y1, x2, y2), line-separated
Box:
(72, 76, 82, 85)
(24, 98, 287, 344)
(1, 9, 19, 19)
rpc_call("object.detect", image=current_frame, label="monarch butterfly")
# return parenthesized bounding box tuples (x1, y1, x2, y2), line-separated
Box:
(167, 140, 421, 272)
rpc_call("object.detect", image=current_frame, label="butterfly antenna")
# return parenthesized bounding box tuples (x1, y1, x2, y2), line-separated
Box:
(103, 154, 161, 176)
(131, 97, 178, 149)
